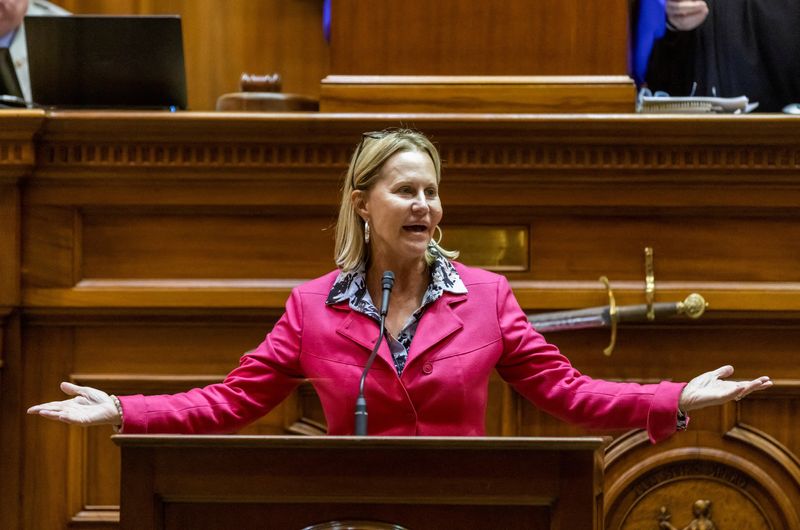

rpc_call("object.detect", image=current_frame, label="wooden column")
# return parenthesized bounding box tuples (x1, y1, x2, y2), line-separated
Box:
(0, 110, 44, 530)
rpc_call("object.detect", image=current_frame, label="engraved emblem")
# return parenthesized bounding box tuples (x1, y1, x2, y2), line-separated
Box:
(658, 500, 716, 530)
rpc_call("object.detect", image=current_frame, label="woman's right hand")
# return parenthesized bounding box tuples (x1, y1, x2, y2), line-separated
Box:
(27, 382, 120, 427)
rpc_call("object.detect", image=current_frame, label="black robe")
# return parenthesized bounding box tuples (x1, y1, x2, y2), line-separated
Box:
(645, 0, 800, 112)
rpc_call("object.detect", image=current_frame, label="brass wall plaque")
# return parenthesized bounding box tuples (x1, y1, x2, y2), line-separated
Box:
(443, 226, 528, 271)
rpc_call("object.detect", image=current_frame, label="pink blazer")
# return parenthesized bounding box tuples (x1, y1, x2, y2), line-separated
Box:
(119, 263, 686, 443)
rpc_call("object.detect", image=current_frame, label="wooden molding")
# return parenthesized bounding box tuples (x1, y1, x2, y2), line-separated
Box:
(70, 508, 119, 527)
(29, 114, 800, 177)
(22, 281, 800, 313)
(71, 373, 223, 396)
(36, 141, 347, 172)
(0, 142, 31, 164)
(320, 75, 636, 113)
(0, 110, 44, 182)
(23, 115, 800, 216)
(30, 140, 800, 187)
(725, 425, 800, 486)
(738, 379, 800, 398)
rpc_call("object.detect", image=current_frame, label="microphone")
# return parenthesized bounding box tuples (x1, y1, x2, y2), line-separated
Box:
(354, 271, 394, 436)
(380, 271, 394, 317)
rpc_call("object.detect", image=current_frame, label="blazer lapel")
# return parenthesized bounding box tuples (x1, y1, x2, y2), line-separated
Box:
(334, 305, 396, 369)
(408, 293, 467, 362)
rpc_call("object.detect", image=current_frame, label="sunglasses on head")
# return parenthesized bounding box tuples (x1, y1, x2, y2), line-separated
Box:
(349, 130, 389, 190)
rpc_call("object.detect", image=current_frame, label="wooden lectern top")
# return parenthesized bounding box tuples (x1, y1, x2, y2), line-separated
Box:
(114, 435, 606, 530)
(113, 433, 607, 450)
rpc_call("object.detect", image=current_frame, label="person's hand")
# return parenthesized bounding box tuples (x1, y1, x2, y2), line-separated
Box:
(0, 0, 28, 37)
(27, 382, 120, 426)
(679, 365, 772, 412)
(666, 0, 710, 31)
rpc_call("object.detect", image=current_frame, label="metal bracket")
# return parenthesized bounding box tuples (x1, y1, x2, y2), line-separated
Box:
(645, 246, 655, 320)
(599, 276, 617, 357)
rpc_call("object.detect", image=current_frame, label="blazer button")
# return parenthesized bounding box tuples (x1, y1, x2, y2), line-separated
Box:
(422, 362, 433, 374)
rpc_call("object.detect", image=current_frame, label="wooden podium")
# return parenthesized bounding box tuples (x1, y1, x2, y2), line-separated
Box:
(321, 0, 635, 113)
(114, 435, 606, 530)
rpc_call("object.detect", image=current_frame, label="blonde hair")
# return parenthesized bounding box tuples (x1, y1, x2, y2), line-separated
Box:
(334, 129, 459, 271)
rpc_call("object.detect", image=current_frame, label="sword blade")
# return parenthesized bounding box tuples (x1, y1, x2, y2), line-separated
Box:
(528, 306, 610, 333)
(528, 300, 696, 333)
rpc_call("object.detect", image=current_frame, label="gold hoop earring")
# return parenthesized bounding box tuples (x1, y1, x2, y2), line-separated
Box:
(430, 225, 443, 247)
(364, 221, 370, 244)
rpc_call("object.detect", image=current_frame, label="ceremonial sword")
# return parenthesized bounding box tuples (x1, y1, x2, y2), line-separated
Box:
(528, 293, 708, 334)
(528, 292, 707, 356)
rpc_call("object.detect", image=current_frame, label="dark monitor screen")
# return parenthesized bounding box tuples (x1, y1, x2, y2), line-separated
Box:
(24, 15, 187, 109)
(0, 48, 24, 99)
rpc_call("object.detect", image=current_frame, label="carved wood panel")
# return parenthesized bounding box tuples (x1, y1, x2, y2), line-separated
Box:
(5, 113, 800, 529)
(330, 0, 629, 75)
(604, 426, 800, 528)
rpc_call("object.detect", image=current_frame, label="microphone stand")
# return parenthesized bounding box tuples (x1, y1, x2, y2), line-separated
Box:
(354, 271, 394, 436)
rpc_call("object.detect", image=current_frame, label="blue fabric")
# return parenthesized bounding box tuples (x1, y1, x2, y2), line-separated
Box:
(323, 0, 331, 41)
(0, 29, 16, 49)
(632, 0, 667, 85)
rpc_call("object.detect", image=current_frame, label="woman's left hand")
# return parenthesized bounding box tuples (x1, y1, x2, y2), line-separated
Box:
(27, 382, 119, 426)
(679, 365, 772, 412)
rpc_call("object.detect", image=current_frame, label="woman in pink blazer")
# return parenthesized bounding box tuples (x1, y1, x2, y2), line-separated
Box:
(28, 129, 771, 442)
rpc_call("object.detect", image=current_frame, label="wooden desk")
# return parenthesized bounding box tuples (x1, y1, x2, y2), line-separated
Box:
(3, 111, 800, 529)
(114, 435, 605, 530)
